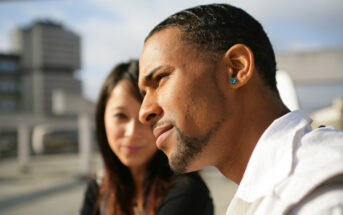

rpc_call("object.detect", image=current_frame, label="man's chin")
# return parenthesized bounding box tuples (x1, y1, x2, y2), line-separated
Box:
(169, 152, 200, 174)
(169, 165, 186, 175)
(169, 155, 188, 175)
(169, 153, 209, 174)
(169, 161, 203, 175)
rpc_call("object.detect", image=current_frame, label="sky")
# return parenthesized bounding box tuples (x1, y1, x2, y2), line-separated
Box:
(0, 0, 342, 101)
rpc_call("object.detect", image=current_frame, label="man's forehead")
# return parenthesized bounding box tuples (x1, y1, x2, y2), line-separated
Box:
(138, 58, 154, 89)
(142, 27, 182, 57)
(139, 28, 179, 78)
(145, 27, 181, 45)
(138, 54, 152, 85)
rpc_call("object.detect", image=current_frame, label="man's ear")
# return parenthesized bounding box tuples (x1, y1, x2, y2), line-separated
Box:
(223, 44, 254, 89)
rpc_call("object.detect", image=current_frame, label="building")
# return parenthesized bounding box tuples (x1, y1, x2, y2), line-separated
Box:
(12, 20, 82, 115)
(276, 48, 343, 113)
(0, 20, 94, 165)
(0, 53, 21, 112)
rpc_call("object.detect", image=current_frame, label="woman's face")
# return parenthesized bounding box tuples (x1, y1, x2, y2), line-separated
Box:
(104, 80, 158, 168)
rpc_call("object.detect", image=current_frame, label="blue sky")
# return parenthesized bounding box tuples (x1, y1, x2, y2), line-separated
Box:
(1, 0, 342, 101)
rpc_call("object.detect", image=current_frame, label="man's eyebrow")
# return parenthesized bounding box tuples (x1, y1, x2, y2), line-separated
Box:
(143, 65, 168, 84)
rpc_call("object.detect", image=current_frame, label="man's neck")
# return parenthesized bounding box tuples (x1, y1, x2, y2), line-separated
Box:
(215, 94, 290, 184)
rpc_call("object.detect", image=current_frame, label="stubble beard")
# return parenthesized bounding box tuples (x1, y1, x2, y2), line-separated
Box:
(169, 121, 223, 174)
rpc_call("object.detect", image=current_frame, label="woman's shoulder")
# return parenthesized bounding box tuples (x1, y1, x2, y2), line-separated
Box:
(83, 178, 100, 206)
(80, 178, 101, 215)
(156, 172, 213, 215)
(171, 172, 211, 197)
(86, 178, 100, 193)
(85, 169, 104, 190)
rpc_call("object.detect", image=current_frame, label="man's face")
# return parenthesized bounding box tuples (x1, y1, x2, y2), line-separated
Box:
(139, 27, 229, 173)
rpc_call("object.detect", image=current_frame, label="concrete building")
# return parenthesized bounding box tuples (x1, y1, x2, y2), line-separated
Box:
(12, 20, 82, 115)
(0, 53, 21, 112)
(276, 48, 343, 113)
(277, 48, 343, 84)
(0, 21, 94, 175)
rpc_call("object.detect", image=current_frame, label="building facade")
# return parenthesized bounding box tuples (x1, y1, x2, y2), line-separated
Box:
(0, 20, 94, 160)
(12, 20, 82, 115)
(276, 49, 343, 113)
(0, 53, 21, 112)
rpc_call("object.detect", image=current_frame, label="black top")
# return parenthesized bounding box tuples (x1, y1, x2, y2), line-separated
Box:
(80, 172, 213, 215)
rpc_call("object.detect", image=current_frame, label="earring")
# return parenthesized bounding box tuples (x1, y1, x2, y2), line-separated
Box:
(230, 78, 237, 84)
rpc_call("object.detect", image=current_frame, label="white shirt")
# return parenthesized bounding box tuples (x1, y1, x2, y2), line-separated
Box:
(226, 110, 343, 215)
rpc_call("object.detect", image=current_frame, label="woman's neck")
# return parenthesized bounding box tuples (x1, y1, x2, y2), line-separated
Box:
(130, 165, 147, 209)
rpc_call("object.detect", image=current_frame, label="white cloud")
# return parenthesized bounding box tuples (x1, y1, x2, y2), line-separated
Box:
(23, 3, 68, 23)
(0, 34, 8, 51)
(81, 68, 106, 102)
(0, 2, 71, 52)
(220, 0, 343, 25)
(75, 16, 144, 69)
(0, 15, 21, 52)
(74, 16, 147, 101)
(96, 0, 343, 25)
(1, 0, 342, 100)
(287, 41, 322, 52)
(77, 0, 343, 99)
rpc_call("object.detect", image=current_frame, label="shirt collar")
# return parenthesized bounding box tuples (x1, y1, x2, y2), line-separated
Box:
(236, 110, 312, 202)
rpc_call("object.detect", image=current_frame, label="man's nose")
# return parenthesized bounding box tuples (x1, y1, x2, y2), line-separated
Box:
(139, 96, 162, 126)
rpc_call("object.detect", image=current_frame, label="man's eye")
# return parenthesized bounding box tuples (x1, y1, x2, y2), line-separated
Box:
(140, 90, 146, 98)
(155, 73, 169, 84)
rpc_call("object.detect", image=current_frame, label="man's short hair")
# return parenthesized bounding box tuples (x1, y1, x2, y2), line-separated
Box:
(145, 4, 278, 92)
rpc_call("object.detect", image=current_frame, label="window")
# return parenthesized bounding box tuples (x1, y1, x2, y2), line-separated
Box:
(0, 81, 18, 92)
(0, 100, 16, 111)
(0, 60, 18, 72)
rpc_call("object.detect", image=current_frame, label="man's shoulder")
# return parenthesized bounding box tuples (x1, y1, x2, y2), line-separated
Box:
(226, 125, 343, 215)
(276, 126, 343, 213)
(288, 174, 343, 215)
(302, 125, 343, 146)
(294, 125, 343, 176)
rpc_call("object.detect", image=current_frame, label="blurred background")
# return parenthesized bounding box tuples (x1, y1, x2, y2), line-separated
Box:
(0, 0, 342, 214)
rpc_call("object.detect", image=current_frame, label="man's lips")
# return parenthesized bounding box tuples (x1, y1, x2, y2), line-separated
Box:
(153, 124, 173, 148)
(153, 124, 173, 139)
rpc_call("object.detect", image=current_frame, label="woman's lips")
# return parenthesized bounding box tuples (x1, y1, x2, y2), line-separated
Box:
(122, 145, 144, 153)
(153, 124, 173, 149)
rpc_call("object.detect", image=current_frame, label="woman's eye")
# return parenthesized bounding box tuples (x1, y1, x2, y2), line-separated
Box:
(114, 113, 127, 119)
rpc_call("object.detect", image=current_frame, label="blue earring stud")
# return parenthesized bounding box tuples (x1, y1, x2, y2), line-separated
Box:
(230, 78, 237, 84)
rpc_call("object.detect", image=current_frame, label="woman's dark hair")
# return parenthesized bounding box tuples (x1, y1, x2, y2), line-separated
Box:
(95, 59, 173, 215)
(146, 3, 278, 92)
